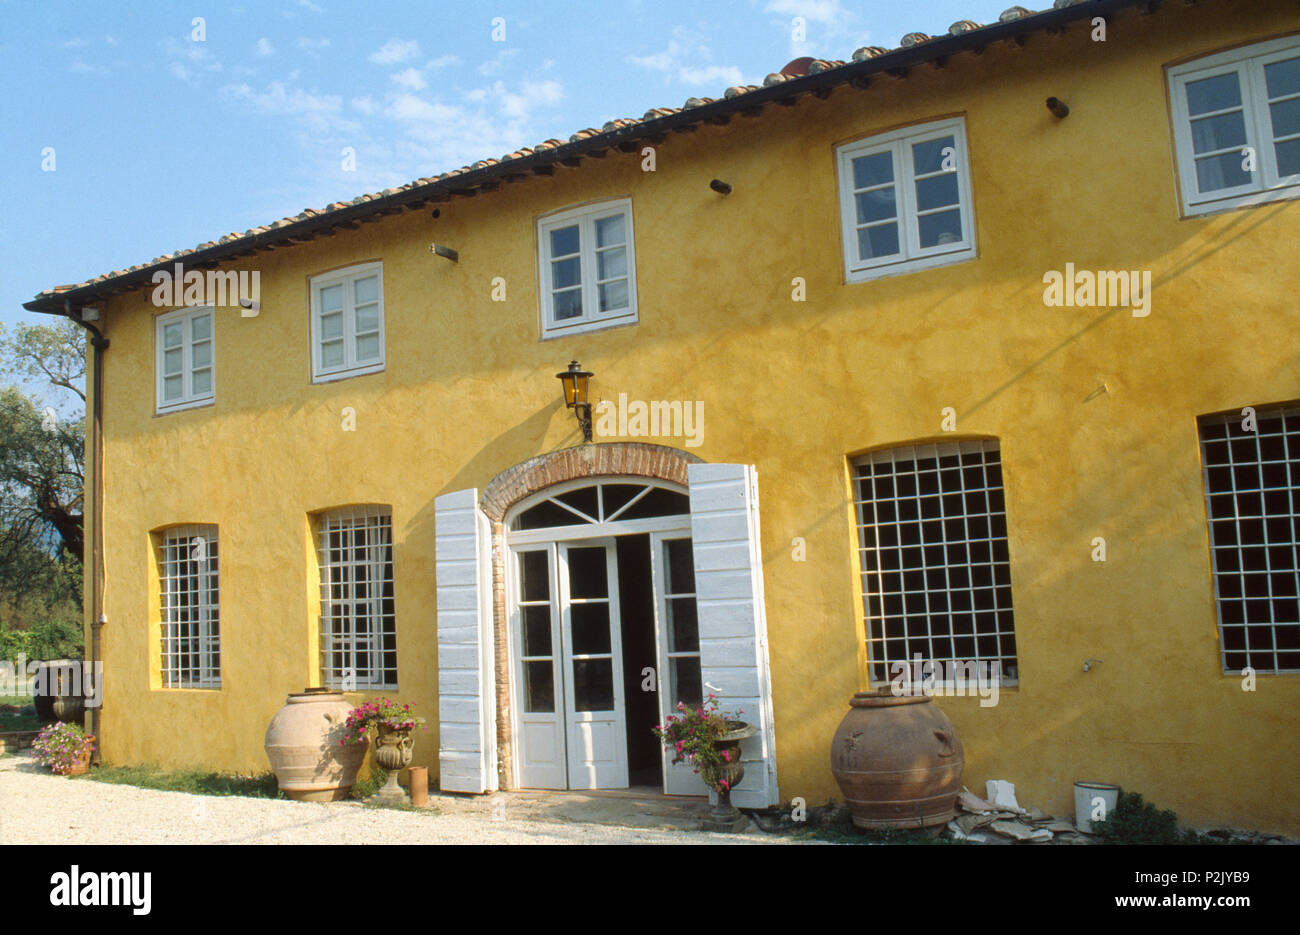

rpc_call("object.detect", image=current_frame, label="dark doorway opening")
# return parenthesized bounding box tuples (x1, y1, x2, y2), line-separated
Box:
(616, 534, 662, 788)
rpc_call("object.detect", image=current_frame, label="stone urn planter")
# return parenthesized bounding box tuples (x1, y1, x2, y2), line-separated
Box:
(265, 689, 366, 801)
(702, 721, 757, 833)
(51, 692, 85, 725)
(830, 689, 964, 830)
(369, 723, 415, 806)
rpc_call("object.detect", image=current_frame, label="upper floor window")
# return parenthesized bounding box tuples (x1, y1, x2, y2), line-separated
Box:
(537, 199, 637, 338)
(836, 117, 976, 283)
(156, 306, 214, 413)
(310, 262, 385, 382)
(157, 524, 220, 688)
(1198, 404, 1300, 674)
(1169, 35, 1300, 216)
(852, 439, 1017, 687)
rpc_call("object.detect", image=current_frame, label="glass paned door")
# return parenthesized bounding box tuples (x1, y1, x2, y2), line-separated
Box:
(651, 532, 709, 796)
(510, 539, 629, 790)
(559, 540, 628, 789)
(512, 545, 567, 789)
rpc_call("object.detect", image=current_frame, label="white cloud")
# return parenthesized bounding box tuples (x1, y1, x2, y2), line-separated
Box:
(392, 67, 427, 91)
(63, 38, 89, 49)
(222, 81, 355, 134)
(369, 39, 420, 65)
(298, 0, 323, 11)
(162, 36, 223, 84)
(477, 47, 519, 76)
(629, 27, 748, 89)
(495, 79, 563, 120)
(256, 37, 275, 57)
(679, 64, 745, 86)
(764, 0, 871, 58)
(427, 54, 460, 69)
(297, 37, 331, 51)
(352, 96, 377, 115)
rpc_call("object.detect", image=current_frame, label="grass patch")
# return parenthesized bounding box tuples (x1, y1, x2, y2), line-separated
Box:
(350, 765, 388, 800)
(73, 764, 282, 799)
(0, 714, 44, 733)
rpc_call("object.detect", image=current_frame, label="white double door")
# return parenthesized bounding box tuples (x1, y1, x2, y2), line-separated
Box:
(510, 533, 705, 793)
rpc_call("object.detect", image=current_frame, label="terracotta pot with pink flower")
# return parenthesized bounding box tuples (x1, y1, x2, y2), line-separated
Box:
(653, 695, 756, 832)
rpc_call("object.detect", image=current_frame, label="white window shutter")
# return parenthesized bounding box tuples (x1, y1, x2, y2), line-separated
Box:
(435, 488, 497, 793)
(687, 463, 779, 808)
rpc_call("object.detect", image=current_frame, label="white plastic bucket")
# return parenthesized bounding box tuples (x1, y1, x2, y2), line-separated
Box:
(1075, 781, 1120, 832)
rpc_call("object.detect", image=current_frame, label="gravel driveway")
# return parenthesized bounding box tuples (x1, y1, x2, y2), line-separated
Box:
(0, 754, 792, 845)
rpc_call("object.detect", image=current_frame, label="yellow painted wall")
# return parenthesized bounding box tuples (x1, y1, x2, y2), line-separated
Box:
(87, 1, 1299, 833)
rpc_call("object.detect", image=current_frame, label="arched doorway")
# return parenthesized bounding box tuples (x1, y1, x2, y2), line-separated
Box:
(504, 478, 705, 793)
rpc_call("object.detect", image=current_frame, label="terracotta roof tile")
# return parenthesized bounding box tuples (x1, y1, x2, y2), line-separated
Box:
(36, 4, 1168, 302)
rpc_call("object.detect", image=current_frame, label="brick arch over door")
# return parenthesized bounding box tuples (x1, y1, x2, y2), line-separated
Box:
(481, 442, 704, 789)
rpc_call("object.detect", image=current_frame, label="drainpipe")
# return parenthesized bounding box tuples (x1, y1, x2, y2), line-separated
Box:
(65, 299, 108, 764)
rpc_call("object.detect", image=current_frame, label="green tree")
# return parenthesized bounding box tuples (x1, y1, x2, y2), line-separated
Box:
(0, 320, 85, 612)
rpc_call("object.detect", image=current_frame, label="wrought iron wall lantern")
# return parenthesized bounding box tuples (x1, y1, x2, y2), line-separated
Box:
(556, 360, 594, 442)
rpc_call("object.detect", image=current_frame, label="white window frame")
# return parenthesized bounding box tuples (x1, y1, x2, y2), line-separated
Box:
(836, 117, 977, 283)
(309, 261, 386, 383)
(1168, 35, 1300, 216)
(852, 439, 1018, 690)
(318, 505, 398, 691)
(158, 524, 220, 689)
(155, 306, 215, 413)
(536, 198, 638, 339)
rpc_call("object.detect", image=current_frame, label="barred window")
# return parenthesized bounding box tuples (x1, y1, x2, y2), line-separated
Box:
(319, 506, 397, 690)
(158, 525, 220, 688)
(853, 440, 1018, 685)
(1198, 405, 1300, 673)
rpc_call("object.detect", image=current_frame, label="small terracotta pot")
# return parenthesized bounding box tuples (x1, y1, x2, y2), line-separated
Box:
(830, 690, 964, 830)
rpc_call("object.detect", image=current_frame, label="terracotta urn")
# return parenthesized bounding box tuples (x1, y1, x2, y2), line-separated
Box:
(830, 689, 964, 830)
(265, 688, 366, 801)
(369, 723, 415, 805)
(51, 693, 85, 725)
(702, 721, 756, 832)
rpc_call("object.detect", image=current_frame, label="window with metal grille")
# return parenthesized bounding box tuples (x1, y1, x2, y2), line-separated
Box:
(158, 525, 220, 688)
(1198, 405, 1300, 674)
(319, 506, 397, 689)
(853, 439, 1017, 686)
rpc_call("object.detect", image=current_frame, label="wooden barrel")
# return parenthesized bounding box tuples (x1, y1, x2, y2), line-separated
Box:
(830, 689, 964, 829)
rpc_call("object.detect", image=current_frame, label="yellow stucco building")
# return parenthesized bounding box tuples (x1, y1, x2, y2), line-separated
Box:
(25, 0, 1300, 834)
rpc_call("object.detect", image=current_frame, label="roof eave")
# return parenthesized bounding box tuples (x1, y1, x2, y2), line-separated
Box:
(23, 0, 1158, 315)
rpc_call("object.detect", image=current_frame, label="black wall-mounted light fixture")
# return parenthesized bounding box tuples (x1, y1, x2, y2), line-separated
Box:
(1046, 96, 1070, 119)
(710, 178, 733, 195)
(556, 360, 594, 442)
(430, 243, 459, 262)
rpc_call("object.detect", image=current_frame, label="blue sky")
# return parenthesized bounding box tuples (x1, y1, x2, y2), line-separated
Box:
(0, 0, 1017, 329)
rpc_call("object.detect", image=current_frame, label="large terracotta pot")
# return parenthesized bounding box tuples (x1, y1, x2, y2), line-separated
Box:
(265, 689, 366, 801)
(830, 690, 964, 830)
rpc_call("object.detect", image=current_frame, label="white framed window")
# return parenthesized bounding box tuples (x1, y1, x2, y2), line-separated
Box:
(156, 306, 215, 412)
(852, 439, 1018, 688)
(537, 199, 638, 338)
(158, 525, 220, 688)
(310, 262, 385, 382)
(318, 506, 398, 690)
(836, 117, 976, 283)
(1198, 404, 1300, 674)
(1169, 35, 1300, 216)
